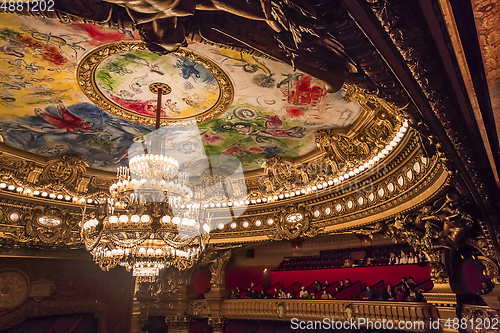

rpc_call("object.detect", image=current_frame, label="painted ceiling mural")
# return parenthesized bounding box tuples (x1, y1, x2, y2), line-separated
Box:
(0, 13, 362, 174)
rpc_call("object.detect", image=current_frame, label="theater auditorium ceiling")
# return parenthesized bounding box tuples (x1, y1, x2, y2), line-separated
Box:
(1, 0, 500, 331)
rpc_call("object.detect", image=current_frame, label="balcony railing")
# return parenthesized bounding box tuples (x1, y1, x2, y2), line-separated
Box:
(221, 299, 439, 331)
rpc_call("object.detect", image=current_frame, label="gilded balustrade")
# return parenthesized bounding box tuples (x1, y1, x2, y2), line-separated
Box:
(221, 299, 438, 330)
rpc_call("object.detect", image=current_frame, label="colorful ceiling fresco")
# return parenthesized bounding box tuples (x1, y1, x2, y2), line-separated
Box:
(0, 14, 362, 175)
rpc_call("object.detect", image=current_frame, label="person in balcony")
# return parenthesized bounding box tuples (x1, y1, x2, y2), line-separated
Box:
(418, 251, 426, 264)
(481, 282, 493, 295)
(407, 276, 416, 290)
(313, 280, 322, 292)
(235, 287, 241, 299)
(336, 280, 345, 292)
(381, 284, 395, 301)
(408, 251, 417, 264)
(364, 257, 373, 266)
(321, 290, 333, 299)
(345, 279, 352, 288)
(399, 251, 409, 264)
(396, 287, 405, 302)
(229, 290, 237, 299)
(260, 290, 271, 299)
(276, 288, 286, 299)
(415, 288, 425, 302)
(401, 277, 410, 294)
(323, 280, 330, 290)
(363, 286, 375, 300)
(388, 252, 398, 265)
(246, 287, 259, 299)
(299, 286, 309, 299)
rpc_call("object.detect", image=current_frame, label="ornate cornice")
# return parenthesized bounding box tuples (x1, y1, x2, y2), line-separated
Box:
(365, 0, 499, 261)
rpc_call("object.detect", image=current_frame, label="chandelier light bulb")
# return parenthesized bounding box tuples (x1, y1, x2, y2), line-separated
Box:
(109, 216, 118, 223)
(141, 215, 150, 223)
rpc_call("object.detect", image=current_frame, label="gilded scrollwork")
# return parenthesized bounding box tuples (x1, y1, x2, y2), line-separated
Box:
(37, 156, 88, 193)
(207, 317, 226, 331)
(269, 204, 323, 241)
(201, 249, 232, 286)
(0, 202, 82, 248)
(186, 301, 210, 318)
(352, 192, 475, 282)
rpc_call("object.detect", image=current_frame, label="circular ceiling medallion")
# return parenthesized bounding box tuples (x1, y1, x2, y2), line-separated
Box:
(148, 82, 172, 95)
(77, 42, 234, 126)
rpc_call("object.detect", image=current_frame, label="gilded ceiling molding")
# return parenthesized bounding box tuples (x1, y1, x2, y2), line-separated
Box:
(0, 199, 84, 249)
(0, 149, 112, 200)
(366, 0, 500, 262)
(209, 136, 451, 243)
(268, 204, 322, 241)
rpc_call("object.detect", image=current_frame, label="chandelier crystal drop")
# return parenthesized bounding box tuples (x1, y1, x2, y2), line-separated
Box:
(81, 84, 210, 282)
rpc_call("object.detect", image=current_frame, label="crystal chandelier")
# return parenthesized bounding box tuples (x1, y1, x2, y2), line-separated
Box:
(81, 83, 210, 282)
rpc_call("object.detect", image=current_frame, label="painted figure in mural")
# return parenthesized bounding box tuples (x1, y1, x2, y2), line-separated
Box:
(34, 104, 93, 133)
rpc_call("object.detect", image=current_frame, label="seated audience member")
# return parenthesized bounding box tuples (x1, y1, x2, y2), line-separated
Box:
(396, 287, 405, 301)
(336, 280, 345, 292)
(247, 287, 259, 299)
(250, 282, 255, 288)
(481, 282, 493, 295)
(388, 252, 398, 265)
(313, 280, 322, 292)
(299, 286, 309, 299)
(401, 277, 410, 297)
(235, 287, 241, 298)
(275, 288, 286, 299)
(408, 251, 417, 264)
(289, 291, 296, 299)
(399, 251, 408, 264)
(418, 251, 426, 264)
(321, 290, 333, 299)
(364, 257, 373, 266)
(363, 286, 375, 300)
(407, 289, 417, 301)
(407, 276, 416, 290)
(260, 290, 270, 299)
(273, 288, 279, 298)
(229, 290, 237, 299)
(245, 287, 252, 299)
(323, 280, 330, 290)
(381, 284, 395, 301)
(415, 288, 425, 302)
(345, 279, 352, 288)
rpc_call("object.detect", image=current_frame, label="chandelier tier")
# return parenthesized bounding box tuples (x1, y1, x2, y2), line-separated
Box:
(81, 83, 210, 282)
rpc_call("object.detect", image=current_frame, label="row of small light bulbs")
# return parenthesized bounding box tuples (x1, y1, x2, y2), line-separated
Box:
(0, 183, 96, 204)
(83, 215, 207, 230)
(204, 120, 409, 209)
(110, 178, 193, 197)
(95, 246, 198, 259)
